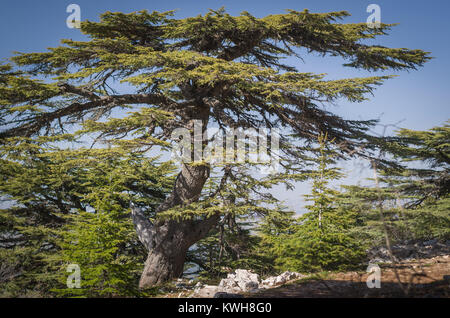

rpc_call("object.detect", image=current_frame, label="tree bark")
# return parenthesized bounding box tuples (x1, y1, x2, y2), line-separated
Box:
(133, 103, 219, 288)
(138, 216, 219, 288)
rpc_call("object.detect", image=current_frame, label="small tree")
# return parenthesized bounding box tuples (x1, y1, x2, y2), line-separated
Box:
(274, 135, 365, 272)
(55, 200, 143, 297)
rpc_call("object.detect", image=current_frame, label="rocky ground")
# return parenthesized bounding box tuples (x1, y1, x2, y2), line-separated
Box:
(161, 269, 307, 298)
(249, 254, 450, 298)
(367, 238, 450, 264)
(160, 239, 450, 298)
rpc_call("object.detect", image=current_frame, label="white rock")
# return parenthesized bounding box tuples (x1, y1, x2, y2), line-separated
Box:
(275, 275, 286, 285)
(260, 276, 277, 288)
(280, 271, 297, 281)
(194, 282, 203, 288)
(194, 269, 307, 297)
(194, 285, 220, 298)
(262, 281, 273, 288)
(218, 269, 260, 293)
(259, 271, 304, 289)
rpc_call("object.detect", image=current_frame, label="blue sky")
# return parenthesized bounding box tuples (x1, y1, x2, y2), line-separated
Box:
(0, 0, 448, 212)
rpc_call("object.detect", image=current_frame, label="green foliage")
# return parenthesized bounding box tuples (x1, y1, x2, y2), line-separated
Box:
(382, 121, 449, 205)
(0, 8, 430, 175)
(337, 122, 450, 246)
(188, 212, 285, 280)
(54, 204, 143, 297)
(0, 138, 174, 297)
(271, 135, 366, 272)
(0, 7, 433, 296)
(406, 197, 450, 239)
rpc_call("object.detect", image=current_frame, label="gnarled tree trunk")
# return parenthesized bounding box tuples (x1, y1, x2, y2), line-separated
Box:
(139, 215, 219, 287)
(132, 104, 219, 288)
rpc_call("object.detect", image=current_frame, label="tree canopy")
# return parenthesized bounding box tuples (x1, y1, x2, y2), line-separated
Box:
(0, 9, 430, 151)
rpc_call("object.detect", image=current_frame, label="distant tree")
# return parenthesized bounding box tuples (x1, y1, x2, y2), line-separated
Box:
(383, 121, 450, 207)
(340, 122, 450, 244)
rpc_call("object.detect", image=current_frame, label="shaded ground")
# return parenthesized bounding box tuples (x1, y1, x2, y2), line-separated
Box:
(247, 255, 450, 298)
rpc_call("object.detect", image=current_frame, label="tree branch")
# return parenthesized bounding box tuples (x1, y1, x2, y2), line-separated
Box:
(130, 203, 155, 250)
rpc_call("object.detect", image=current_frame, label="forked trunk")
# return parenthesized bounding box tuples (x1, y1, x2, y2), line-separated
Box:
(139, 216, 219, 288)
